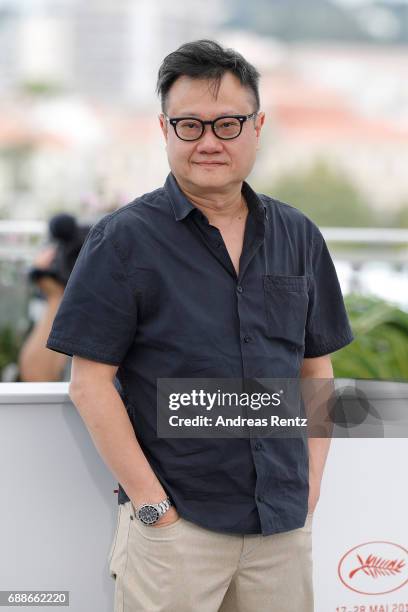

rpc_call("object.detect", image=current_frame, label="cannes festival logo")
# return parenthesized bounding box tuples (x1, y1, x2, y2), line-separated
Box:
(338, 541, 408, 595)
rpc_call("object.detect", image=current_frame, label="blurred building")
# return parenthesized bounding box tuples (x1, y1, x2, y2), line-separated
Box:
(0, 0, 224, 105)
(1, 2, 408, 221)
(71, 0, 224, 106)
(0, 5, 20, 95)
(252, 41, 408, 211)
(0, 0, 225, 219)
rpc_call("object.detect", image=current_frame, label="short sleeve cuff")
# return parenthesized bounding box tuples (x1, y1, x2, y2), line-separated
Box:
(46, 335, 122, 366)
(303, 331, 354, 358)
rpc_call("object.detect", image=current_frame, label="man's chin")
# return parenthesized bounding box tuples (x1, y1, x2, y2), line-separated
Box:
(188, 168, 231, 189)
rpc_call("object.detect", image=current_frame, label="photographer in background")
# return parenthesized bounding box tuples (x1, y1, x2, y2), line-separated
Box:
(18, 214, 91, 382)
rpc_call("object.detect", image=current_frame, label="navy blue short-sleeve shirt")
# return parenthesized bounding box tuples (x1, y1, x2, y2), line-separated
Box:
(46, 173, 354, 536)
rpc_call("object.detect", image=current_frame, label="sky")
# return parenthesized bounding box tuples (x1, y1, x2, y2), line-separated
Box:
(3, 0, 408, 7)
(2, 0, 408, 20)
(0, 0, 72, 11)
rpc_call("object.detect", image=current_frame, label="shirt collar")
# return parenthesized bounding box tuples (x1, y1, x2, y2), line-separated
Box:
(164, 172, 267, 222)
(165, 173, 195, 221)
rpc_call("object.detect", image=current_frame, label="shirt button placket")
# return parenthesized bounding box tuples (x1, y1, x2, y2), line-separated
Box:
(237, 284, 252, 344)
(236, 282, 267, 527)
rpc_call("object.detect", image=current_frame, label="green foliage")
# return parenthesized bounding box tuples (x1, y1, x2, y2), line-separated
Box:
(258, 160, 379, 227)
(0, 144, 34, 192)
(0, 324, 20, 375)
(332, 294, 408, 381)
(391, 202, 408, 228)
(19, 80, 63, 96)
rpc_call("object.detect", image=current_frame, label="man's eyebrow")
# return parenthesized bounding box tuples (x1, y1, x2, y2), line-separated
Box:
(172, 110, 243, 117)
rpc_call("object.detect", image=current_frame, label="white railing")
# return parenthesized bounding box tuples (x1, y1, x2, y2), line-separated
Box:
(322, 227, 408, 244)
(1, 221, 408, 241)
(0, 220, 47, 235)
(0, 382, 116, 612)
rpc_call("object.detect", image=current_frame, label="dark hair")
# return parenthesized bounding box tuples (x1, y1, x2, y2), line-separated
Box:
(156, 39, 260, 113)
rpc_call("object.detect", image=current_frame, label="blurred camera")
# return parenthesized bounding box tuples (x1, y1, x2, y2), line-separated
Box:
(28, 213, 92, 288)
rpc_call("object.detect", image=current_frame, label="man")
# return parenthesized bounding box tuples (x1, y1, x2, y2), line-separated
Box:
(46, 40, 354, 612)
(20, 213, 92, 382)
(19, 244, 68, 381)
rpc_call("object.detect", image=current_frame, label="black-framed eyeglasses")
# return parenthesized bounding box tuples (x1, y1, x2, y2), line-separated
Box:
(164, 112, 258, 141)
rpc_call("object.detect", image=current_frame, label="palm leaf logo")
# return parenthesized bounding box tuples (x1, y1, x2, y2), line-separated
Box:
(349, 554, 405, 579)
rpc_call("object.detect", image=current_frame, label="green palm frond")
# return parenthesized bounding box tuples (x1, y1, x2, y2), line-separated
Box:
(332, 294, 408, 381)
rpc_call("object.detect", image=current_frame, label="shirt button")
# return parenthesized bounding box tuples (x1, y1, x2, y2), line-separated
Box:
(257, 495, 264, 503)
(254, 442, 263, 451)
(237, 285, 243, 293)
(243, 335, 252, 343)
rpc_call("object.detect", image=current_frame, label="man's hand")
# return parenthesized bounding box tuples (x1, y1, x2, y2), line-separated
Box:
(308, 476, 321, 514)
(301, 354, 334, 516)
(18, 245, 67, 381)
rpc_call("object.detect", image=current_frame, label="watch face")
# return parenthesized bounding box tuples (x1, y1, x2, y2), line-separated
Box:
(138, 505, 160, 525)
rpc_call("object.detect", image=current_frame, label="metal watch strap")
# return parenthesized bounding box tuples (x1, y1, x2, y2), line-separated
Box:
(156, 497, 172, 515)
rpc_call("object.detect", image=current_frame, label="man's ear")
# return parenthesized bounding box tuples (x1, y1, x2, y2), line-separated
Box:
(255, 111, 265, 139)
(159, 113, 168, 143)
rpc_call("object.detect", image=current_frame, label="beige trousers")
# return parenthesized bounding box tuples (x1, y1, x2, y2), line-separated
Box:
(108, 501, 314, 612)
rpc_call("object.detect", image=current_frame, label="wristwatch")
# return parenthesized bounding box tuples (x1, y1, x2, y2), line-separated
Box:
(133, 497, 172, 526)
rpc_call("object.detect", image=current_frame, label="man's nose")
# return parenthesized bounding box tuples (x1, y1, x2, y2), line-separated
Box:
(195, 125, 224, 153)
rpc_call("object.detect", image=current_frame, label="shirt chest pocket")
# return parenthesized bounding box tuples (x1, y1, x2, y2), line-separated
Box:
(263, 275, 309, 348)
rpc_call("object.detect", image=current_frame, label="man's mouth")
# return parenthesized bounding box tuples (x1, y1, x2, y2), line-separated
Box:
(193, 161, 226, 165)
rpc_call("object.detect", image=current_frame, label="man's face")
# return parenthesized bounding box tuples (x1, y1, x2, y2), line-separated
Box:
(159, 72, 265, 195)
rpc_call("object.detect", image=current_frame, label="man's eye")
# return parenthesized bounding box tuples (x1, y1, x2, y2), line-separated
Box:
(180, 122, 200, 129)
